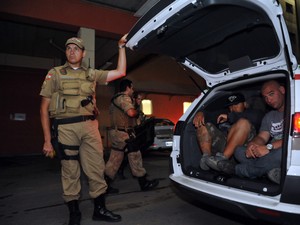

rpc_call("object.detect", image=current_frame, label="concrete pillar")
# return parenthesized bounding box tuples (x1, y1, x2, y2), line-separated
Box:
(78, 27, 95, 69)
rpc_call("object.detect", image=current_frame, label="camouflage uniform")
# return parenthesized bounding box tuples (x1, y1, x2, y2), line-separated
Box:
(40, 36, 125, 224)
(105, 93, 146, 179)
(40, 62, 108, 202)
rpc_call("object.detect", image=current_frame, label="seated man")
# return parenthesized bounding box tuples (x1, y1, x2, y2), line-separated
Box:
(193, 93, 264, 172)
(230, 80, 284, 184)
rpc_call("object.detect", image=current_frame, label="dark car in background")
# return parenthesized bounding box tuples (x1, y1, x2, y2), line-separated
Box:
(148, 118, 174, 151)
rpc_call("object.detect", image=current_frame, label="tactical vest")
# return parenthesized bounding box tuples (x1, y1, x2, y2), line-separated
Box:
(110, 93, 136, 128)
(49, 66, 96, 118)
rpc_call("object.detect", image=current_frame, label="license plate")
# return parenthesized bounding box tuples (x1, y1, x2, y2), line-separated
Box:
(166, 141, 173, 147)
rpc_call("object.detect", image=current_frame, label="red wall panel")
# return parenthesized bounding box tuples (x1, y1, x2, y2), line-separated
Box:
(0, 66, 46, 156)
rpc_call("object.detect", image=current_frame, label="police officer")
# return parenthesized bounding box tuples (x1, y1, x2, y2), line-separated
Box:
(115, 91, 146, 180)
(133, 91, 146, 125)
(40, 35, 127, 225)
(105, 79, 159, 192)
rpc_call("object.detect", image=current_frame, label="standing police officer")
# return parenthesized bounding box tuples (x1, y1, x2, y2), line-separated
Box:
(40, 34, 127, 225)
(105, 79, 159, 192)
(115, 91, 146, 180)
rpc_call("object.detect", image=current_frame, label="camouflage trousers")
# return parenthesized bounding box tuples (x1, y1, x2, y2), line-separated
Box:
(105, 129, 146, 179)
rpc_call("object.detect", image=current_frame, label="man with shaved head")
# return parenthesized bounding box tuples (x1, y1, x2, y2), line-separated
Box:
(232, 80, 285, 184)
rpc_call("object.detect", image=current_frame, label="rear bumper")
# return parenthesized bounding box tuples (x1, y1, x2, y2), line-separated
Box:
(170, 176, 300, 225)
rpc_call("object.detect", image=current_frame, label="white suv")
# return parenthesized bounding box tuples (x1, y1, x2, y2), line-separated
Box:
(127, 1, 300, 224)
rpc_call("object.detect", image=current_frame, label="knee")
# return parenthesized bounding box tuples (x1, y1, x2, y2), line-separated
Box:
(196, 123, 208, 135)
(196, 124, 208, 134)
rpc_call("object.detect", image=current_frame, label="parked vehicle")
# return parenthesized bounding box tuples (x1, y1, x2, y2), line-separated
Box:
(148, 118, 174, 150)
(127, 1, 300, 224)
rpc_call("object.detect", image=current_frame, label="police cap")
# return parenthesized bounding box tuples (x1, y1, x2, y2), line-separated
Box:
(65, 37, 85, 49)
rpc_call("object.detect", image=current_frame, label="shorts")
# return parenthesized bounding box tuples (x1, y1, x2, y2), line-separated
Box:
(206, 122, 256, 155)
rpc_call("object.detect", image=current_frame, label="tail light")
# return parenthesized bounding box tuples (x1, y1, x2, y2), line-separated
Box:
(293, 112, 300, 137)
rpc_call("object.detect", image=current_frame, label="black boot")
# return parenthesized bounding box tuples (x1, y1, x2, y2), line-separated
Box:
(67, 200, 81, 225)
(105, 175, 119, 194)
(92, 194, 122, 222)
(138, 175, 159, 191)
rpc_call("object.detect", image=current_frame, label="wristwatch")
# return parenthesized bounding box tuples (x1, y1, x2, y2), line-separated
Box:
(266, 144, 273, 150)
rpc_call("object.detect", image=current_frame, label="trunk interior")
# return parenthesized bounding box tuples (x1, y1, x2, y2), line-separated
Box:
(179, 72, 290, 196)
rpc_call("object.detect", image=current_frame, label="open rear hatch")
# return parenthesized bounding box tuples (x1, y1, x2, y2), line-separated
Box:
(127, 0, 297, 87)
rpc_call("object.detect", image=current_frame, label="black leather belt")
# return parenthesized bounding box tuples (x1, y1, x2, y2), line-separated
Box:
(114, 127, 134, 132)
(54, 115, 95, 125)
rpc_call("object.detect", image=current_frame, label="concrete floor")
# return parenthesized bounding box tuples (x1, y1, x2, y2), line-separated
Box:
(0, 152, 171, 225)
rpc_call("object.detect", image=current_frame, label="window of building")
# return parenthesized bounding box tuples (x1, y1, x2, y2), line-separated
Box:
(183, 102, 192, 113)
(286, 2, 293, 14)
(142, 99, 152, 115)
(289, 32, 297, 55)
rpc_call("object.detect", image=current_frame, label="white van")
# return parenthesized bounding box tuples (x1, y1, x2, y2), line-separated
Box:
(126, 0, 300, 224)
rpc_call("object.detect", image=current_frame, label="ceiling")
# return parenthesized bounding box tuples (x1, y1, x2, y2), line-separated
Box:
(84, 0, 151, 15)
(0, 0, 206, 96)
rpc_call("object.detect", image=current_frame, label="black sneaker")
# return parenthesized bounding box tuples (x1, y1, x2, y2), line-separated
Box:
(217, 160, 235, 175)
(206, 152, 227, 171)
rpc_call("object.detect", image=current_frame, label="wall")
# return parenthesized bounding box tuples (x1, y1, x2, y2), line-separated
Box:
(145, 94, 196, 124)
(0, 66, 117, 156)
(279, 0, 300, 60)
(0, 66, 197, 156)
(96, 84, 116, 149)
(0, 66, 46, 156)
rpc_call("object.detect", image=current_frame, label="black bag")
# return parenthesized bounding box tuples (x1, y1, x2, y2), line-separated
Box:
(134, 117, 155, 152)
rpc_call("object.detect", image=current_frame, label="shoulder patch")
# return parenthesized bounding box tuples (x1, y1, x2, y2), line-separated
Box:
(45, 73, 53, 80)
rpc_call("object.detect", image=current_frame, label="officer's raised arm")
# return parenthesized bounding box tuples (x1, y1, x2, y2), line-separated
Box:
(106, 34, 128, 82)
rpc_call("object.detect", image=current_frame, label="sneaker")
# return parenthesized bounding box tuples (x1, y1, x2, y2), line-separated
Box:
(267, 168, 281, 184)
(200, 154, 210, 171)
(217, 160, 235, 175)
(206, 152, 227, 171)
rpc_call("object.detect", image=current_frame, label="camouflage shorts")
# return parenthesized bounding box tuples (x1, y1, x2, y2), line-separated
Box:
(205, 122, 256, 155)
(205, 123, 227, 155)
